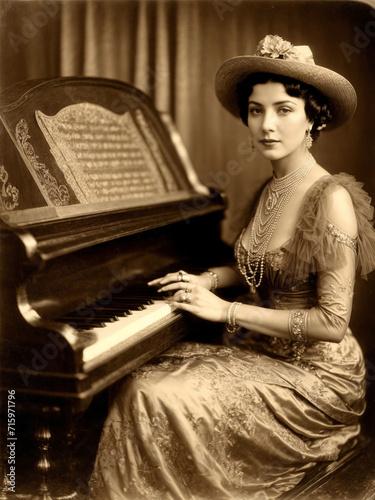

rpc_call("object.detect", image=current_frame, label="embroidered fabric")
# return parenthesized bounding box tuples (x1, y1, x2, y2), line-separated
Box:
(89, 173, 373, 500)
(326, 221, 357, 252)
(289, 309, 308, 342)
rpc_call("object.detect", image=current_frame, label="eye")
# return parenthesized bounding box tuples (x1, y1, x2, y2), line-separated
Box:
(248, 107, 263, 116)
(278, 107, 292, 115)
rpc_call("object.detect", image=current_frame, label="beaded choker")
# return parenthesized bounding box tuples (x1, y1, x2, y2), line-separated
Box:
(236, 154, 316, 293)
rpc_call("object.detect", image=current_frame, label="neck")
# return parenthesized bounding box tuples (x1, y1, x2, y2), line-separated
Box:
(271, 147, 311, 179)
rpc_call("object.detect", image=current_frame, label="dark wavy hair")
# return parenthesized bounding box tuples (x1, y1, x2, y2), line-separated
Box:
(237, 73, 332, 141)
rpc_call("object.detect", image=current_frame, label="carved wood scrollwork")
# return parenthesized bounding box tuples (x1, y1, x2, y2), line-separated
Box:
(15, 119, 70, 207)
(0, 164, 19, 211)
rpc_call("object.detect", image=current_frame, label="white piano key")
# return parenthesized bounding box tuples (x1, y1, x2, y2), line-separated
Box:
(82, 300, 176, 365)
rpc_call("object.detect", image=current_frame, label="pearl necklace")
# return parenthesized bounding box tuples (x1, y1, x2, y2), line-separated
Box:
(236, 153, 316, 293)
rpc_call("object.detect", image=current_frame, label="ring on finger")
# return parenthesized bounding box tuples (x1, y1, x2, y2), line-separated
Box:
(177, 270, 185, 282)
(181, 293, 191, 304)
(177, 270, 190, 283)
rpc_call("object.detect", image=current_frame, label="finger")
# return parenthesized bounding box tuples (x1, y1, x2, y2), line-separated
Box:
(172, 290, 185, 301)
(148, 273, 178, 286)
(165, 299, 191, 311)
(170, 289, 193, 304)
(158, 283, 194, 293)
(148, 279, 160, 286)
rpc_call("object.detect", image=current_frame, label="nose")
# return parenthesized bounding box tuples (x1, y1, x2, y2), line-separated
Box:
(261, 110, 276, 132)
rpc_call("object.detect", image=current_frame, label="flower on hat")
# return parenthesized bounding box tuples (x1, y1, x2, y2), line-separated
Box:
(255, 35, 299, 60)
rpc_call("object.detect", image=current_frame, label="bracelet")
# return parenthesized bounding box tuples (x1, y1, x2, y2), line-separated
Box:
(226, 301, 242, 333)
(203, 271, 219, 293)
(288, 309, 308, 342)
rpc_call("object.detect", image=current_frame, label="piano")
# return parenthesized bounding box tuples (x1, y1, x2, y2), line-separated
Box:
(0, 77, 228, 498)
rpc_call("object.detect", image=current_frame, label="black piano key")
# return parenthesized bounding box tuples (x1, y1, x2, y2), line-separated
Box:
(58, 313, 107, 321)
(110, 297, 151, 304)
(122, 304, 145, 311)
(98, 308, 132, 316)
(93, 316, 118, 323)
(86, 312, 120, 321)
(96, 294, 154, 306)
(94, 306, 133, 315)
(118, 287, 159, 297)
(94, 309, 128, 317)
(128, 298, 155, 305)
(55, 280, 175, 330)
(66, 321, 107, 329)
(82, 302, 131, 313)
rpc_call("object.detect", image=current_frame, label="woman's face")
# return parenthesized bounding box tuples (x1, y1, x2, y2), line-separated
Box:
(247, 81, 311, 162)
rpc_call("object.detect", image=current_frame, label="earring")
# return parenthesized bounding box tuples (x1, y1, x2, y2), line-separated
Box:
(305, 127, 313, 149)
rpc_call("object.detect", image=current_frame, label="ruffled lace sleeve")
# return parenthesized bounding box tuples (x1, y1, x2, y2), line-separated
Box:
(283, 173, 375, 279)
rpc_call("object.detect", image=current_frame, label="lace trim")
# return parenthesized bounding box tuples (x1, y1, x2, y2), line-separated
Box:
(326, 221, 357, 252)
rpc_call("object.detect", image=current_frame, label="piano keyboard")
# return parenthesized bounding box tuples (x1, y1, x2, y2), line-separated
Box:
(57, 273, 195, 371)
(81, 300, 176, 368)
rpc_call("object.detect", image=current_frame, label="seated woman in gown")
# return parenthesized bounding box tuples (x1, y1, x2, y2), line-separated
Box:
(90, 35, 375, 500)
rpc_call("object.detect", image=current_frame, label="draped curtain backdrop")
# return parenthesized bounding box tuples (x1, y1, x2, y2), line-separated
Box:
(1, 0, 375, 350)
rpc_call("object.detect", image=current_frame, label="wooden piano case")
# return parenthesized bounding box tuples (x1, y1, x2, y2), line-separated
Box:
(0, 77, 230, 498)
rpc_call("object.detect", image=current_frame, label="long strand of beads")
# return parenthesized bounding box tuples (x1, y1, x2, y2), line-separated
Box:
(236, 154, 316, 293)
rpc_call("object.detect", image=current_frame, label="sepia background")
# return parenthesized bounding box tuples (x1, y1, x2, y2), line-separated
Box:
(1, 0, 375, 389)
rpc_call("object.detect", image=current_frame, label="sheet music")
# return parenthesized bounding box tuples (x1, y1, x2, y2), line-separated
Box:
(36, 103, 178, 203)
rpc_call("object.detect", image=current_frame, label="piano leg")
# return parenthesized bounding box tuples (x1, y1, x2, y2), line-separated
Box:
(31, 412, 53, 500)
(57, 407, 82, 500)
(31, 405, 82, 500)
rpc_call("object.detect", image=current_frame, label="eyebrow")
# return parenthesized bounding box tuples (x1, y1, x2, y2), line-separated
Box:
(248, 100, 297, 106)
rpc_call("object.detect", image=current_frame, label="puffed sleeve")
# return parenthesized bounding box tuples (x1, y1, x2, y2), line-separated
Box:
(284, 173, 375, 280)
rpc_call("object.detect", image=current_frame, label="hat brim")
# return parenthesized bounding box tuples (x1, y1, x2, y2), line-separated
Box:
(215, 56, 357, 130)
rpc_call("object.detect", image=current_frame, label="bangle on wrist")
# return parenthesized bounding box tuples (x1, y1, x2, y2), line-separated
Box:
(203, 271, 219, 292)
(226, 301, 242, 333)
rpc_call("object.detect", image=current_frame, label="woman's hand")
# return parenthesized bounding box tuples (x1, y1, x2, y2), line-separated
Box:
(148, 270, 229, 323)
(148, 270, 211, 291)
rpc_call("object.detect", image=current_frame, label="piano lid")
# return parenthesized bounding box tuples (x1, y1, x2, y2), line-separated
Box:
(0, 77, 210, 227)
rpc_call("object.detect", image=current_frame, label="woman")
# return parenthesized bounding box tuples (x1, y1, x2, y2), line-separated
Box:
(90, 35, 375, 499)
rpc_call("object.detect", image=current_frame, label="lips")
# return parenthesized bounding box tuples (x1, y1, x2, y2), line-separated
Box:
(260, 139, 279, 144)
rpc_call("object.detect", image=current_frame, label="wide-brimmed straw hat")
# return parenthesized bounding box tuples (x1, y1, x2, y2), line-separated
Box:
(215, 35, 357, 129)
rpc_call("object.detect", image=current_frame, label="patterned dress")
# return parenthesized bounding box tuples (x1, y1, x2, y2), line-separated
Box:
(89, 173, 375, 500)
